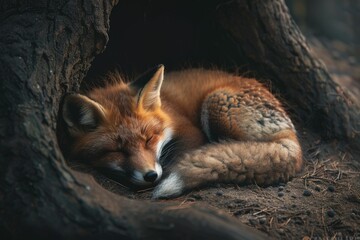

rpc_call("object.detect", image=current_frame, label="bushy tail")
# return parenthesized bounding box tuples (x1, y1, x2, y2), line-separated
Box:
(153, 130, 302, 198)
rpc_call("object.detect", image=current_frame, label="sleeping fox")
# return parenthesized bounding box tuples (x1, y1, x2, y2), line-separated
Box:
(60, 65, 302, 198)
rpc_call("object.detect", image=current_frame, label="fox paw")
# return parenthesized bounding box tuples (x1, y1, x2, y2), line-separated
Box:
(152, 172, 185, 199)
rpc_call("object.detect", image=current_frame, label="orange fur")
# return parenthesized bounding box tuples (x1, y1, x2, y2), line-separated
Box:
(60, 66, 303, 197)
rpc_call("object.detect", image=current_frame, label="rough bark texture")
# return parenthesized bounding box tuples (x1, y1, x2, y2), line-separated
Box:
(214, 0, 360, 148)
(0, 0, 359, 239)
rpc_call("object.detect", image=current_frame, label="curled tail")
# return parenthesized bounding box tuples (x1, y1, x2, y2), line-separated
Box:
(153, 86, 303, 198)
(153, 130, 302, 198)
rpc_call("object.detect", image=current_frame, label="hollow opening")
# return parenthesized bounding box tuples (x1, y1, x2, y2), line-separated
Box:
(58, 0, 291, 195)
(83, 0, 253, 88)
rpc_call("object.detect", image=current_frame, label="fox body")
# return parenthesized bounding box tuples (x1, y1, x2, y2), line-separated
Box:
(61, 65, 302, 198)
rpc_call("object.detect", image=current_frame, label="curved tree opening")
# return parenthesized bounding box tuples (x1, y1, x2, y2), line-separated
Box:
(1, 0, 359, 239)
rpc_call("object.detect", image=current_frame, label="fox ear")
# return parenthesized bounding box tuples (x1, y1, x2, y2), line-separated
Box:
(132, 64, 164, 111)
(131, 64, 164, 90)
(62, 94, 106, 133)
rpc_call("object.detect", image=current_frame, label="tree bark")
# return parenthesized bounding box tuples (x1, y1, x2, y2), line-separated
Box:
(213, 0, 360, 148)
(0, 0, 359, 239)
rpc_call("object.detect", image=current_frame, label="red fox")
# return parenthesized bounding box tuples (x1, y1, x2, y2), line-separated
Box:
(60, 65, 302, 198)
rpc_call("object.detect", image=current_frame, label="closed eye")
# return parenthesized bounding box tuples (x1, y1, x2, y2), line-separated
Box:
(146, 136, 153, 145)
(104, 147, 128, 157)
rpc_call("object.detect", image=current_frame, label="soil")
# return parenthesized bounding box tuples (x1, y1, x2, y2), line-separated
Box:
(74, 37, 360, 240)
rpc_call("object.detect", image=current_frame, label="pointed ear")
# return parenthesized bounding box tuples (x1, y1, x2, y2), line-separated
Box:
(62, 94, 106, 133)
(130, 64, 164, 91)
(133, 65, 164, 111)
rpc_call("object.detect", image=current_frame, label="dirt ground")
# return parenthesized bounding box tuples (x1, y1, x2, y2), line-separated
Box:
(76, 37, 360, 239)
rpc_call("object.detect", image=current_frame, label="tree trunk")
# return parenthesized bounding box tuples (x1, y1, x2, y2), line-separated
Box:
(0, 0, 358, 239)
(213, 0, 359, 147)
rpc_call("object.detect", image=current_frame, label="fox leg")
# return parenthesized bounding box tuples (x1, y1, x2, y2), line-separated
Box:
(153, 89, 303, 199)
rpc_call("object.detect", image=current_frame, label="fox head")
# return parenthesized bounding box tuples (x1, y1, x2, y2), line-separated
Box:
(61, 65, 173, 186)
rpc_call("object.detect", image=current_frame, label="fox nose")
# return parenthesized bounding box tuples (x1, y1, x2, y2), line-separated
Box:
(144, 171, 158, 182)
